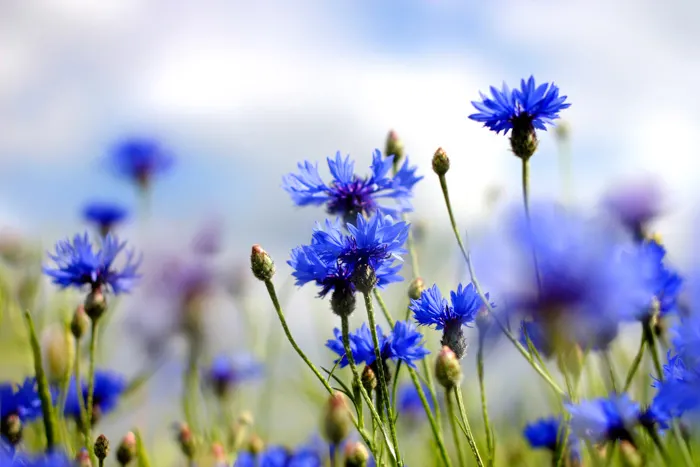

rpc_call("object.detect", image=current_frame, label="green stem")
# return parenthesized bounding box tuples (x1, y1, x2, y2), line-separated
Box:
(453, 386, 485, 467)
(446, 389, 467, 467)
(623, 332, 647, 392)
(437, 173, 565, 397)
(601, 351, 618, 394)
(406, 368, 452, 467)
(402, 213, 420, 278)
(182, 339, 200, 436)
(373, 289, 394, 327)
(73, 340, 89, 450)
(645, 425, 671, 467)
(86, 318, 100, 459)
(521, 157, 531, 219)
(340, 314, 365, 431)
(363, 291, 402, 466)
(134, 428, 152, 467)
(23, 311, 59, 450)
(477, 336, 494, 466)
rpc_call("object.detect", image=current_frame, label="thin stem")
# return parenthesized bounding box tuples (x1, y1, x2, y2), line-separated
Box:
(623, 332, 647, 392)
(341, 314, 365, 430)
(363, 291, 402, 466)
(521, 157, 531, 219)
(406, 367, 452, 467)
(182, 338, 200, 436)
(134, 429, 152, 467)
(645, 426, 671, 467)
(373, 289, 394, 327)
(437, 173, 565, 397)
(601, 352, 618, 394)
(23, 311, 58, 450)
(453, 386, 485, 467)
(86, 318, 100, 459)
(74, 340, 89, 450)
(446, 389, 467, 467)
(403, 213, 421, 278)
(477, 336, 494, 466)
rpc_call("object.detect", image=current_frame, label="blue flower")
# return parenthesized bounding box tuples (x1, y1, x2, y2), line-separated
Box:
(326, 321, 428, 369)
(206, 353, 263, 396)
(0, 378, 41, 422)
(43, 233, 141, 294)
(108, 137, 174, 188)
(82, 201, 129, 235)
(283, 150, 422, 220)
(64, 370, 126, 424)
(410, 283, 487, 330)
(523, 416, 580, 461)
(5, 450, 73, 466)
(469, 76, 570, 135)
(519, 321, 555, 359)
(603, 179, 663, 234)
(397, 382, 434, 420)
(566, 394, 641, 443)
(289, 214, 409, 298)
(234, 446, 289, 467)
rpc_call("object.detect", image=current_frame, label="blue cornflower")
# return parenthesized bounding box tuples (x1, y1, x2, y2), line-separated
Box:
(326, 321, 428, 369)
(566, 394, 641, 443)
(289, 214, 408, 310)
(0, 378, 42, 422)
(234, 446, 289, 467)
(283, 150, 422, 220)
(397, 382, 434, 421)
(469, 76, 570, 135)
(108, 137, 174, 189)
(64, 370, 126, 424)
(43, 233, 141, 294)
(603, 179, 663, 236)
(519, 321, 555, 359)
(410, 283, 491, 358)
(5, 450, 73, 466)
(82, 201, 129, 236)
(523, 416, 580, 461)
(206, 353, 263, 397)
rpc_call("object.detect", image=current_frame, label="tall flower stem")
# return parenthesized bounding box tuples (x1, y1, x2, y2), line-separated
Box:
(23, 311, 58, 450)
(623, 332, 647, 392)
(477, 334, 495, 466)
(521, 157, 532, 219)
(453, 386, 485, 467)
(86, 317, 100, 457)
(363, 291, 402, 466)
(182, 338, 200, 437)
(340, 314, 365, 430)
(437, 173, 565, 397)
(73, 339, 90, 450)
(445, 389, 467, 467)
(402, 213, 420, 278)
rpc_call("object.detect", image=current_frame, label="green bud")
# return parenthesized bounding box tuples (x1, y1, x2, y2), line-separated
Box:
(76, 449, 92, 467)
(385, 130, 404, 167)
(408, 277, 425, 301)
(116, 432, 136, 466)
(435, 346, 462, 389)
(176, 422, 196, 459)
(42, 324, 75, 384)
(344, 441, 370, 467)
(84, 286, 107, 321)
(250, 245, 275, 281)
(248, 433, 265, 455)
(1, 414, 21, 445)
(361, 365, 377, 393)
(71, 305, 90, 340)
(94, 434, 110, 461)
(432, 147, 450, 176)
(322, 392, 352, 445)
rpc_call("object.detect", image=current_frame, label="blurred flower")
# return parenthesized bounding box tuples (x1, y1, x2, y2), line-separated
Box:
(108, 137, 174, 189)
(6, 450, 73, 466)
(206, 353, 263, 397)
(518, 321, 555, 359)
(566, 394, 641, 443)
(0, 378, 42, 422)
(396, 382, 434, 421)
(43, 233, 141, 294)
(469, 76, 570, 135)
(603, 179, 663, 237)
(191, 219, 224, 256)
(289, 214, 409, 306)
(41, 324, 75, 384)
(82, 201, 129, 237)
(523, 416, 580, 462)
(234, 445, 293, 467)
(282, 150, 421, 221)
(64, 370, 126, 425)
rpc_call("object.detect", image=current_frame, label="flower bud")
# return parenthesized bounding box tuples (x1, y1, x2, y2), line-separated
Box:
(212, 442, 227, 465)
(344, 441, 370, 467)
(510, 115, 538, 161)
(322, 392, 352, 445)
(385, 130, 404, 167)
(435, 346, 462, 389)
(71, 305, 90, 340)
(408, 277, 425, 301)
(619, 440, 642, 467)
(361, 365, 377, 393)
(475, 307, 492, 334)
(94, 434, 110, 462)
(176, 422, 196, 459)
(250, 245, 275, 281)
(432, 148, 450, 176)
(1, 414, 21, 445)
(331, 287, 356, 318)
(84, 286, 107, 321)
(76, 449, 92, 467)
(116, 432, 136, 466)
(248, 433, 265, 455)
(41, 324, 75, 384)
(351, 264, 377, 294)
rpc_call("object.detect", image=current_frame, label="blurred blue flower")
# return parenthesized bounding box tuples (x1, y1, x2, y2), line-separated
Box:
(43, 233, 141, 294)
(289, 214, 408, 298)
(566, 394, 641, 443)
(410, 283, 487, 330)
(108, 137, 174, 189)
(0, 378, 41, 422)
(469, 76, 570, 135)
(397, 382, 434, 420)
(326, 321, 428, 369)
(283, 150, 421, 220)
(206, 353, 263, 397)
(5, 450, 73, 466)
(64, 370, 126, 424)
(603, 179, 663, 235)
(523, 416, 580, 461)
(234, 446, 290, 467)
(82, 201, 129, 236)
(518, 321, 555, 359)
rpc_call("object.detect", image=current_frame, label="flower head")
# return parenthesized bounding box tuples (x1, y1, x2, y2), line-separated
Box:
(43, 233, 141, 294)
(6, 450, 74, 466)
(283, 150, 422, 220)
(469, 76, 570, 135)
(566, 394, 641, 443)
(64, 370, 126, 424)
(108, 137, 174, 189)
(82, 201, 129, 236)
(603, 179, 663, 235)
(410, 283, 487, 330)
(397, 382, 434, 420)
(523, 416, 580, 461)
(206, 353, 263, 396)
(0, 378, 41, 422)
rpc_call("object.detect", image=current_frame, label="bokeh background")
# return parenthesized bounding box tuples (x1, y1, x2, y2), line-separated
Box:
(1, 0, 699, 464)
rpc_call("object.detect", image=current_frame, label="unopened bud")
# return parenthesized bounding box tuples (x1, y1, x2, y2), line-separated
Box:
(619, 440, 642, 467)
(42, 324, 75, 384)
(71, 305, 90, 340)
(176, 422, 196, 459)
(331, 287, 356, 318)
(248, 433, 265, 455)
(84, 287, 107, 321)
(385, 130, 404, 166)
(435, 346, 462, 389)
(361, 365, 377, 393)
(94, 434, 110, 461)
(238, 411, 254, 427)
(351, 264, 377, 294)
(408, 277, 425, 301)
(212, 442, 226, 464)
(250, 245, 275, 281)
(475, 308, 492, 334)
(323, 392, 352, 445)
(344, 441, 370, 467)
(432, 148, 450, 176)
(116, 432, 136, 466)
(1, 414, 22, 445)
(555, 121, 570, 142)
(76, 449, 92, 467)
